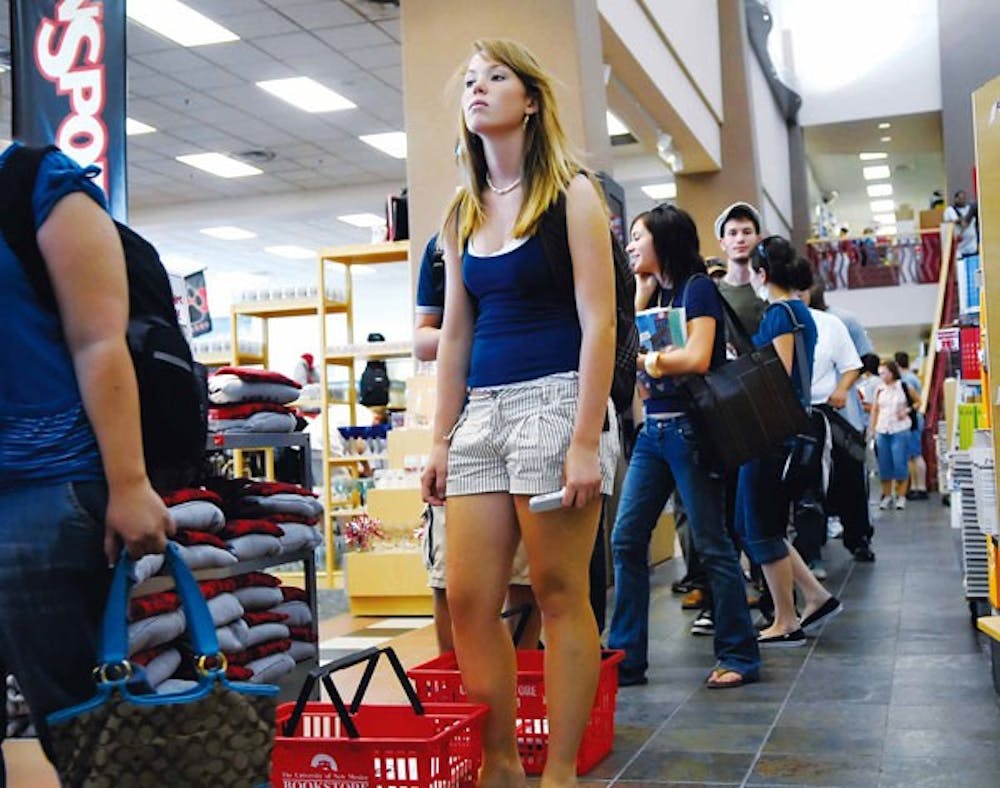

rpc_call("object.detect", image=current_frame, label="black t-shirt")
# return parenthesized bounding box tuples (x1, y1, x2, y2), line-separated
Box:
(640, 274, 726, 414)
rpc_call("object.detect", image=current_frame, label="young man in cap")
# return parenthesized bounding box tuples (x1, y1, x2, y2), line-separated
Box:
(715, 202, 767, 336)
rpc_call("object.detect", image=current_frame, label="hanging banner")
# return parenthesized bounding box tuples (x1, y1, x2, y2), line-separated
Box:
(184, 270, 213, 338)
(11, 0, 129, 221)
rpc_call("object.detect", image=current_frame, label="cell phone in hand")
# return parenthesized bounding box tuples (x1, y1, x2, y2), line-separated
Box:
(528, 488, 566, 513)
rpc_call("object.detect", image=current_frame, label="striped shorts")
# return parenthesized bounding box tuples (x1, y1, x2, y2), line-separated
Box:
(446, 372, 619, 498)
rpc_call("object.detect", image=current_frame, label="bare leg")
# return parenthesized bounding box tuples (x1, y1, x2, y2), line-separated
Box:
(432, 588, 453, 654)
(759, 556, 798, 636)
(787, 543, 833, 619)
(517, 497, 602, 788)
(446, 493, 525, 788)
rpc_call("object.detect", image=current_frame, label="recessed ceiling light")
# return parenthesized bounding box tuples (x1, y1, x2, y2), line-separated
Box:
(126, 117, 156, 136)
(879, 225, 898, 235)
(126, 0, 239, 47)
(878, 122, 891, 129)
(256, 77, 356, 113)
(176, 153, 262, 178)
(870, 199, 895, 213)
(606, 111, 629, 136)
(873, 212, 896, 225)
(359, 132, 407, 159)
(863, 165, 891, 181)
(880, 136, 892, 143)
(867, 184, 894, 197)
(161, 255, 204, 274)
(200, 226, 257, 241)
(641, 182, 677, 200)
(337, 213, 386, 228)
(265, 245, 315, 260)
(858, 152, 887, 161)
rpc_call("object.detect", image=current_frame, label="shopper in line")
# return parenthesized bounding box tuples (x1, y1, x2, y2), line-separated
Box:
(894, 351, 928, 500)
(869, 360, 918, 510)
(810, 283, 876, 562)
(0, 144, 174, 779)
(736, 237, 841, 647)
(672, 202, 769, 632)
(797, 284, 862, 578)
(421, 40, 619, 787)
(413, 233, 540, 654)
(716, 201, 767, 336)
(608, 204, 760, 688)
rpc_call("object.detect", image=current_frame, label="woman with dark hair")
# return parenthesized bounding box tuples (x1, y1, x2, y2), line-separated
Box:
(868, 359, 917, 509)
(736, 236, 841, 647)
(608, 204, 760, 689)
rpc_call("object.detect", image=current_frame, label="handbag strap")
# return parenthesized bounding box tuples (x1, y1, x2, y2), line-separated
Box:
(682, 273, 755, 360)
(100, 543, 221, 676)
(773, 300, 812, 411)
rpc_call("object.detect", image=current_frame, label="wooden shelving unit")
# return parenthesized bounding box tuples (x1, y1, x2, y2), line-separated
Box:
(316, 241, 411, 586)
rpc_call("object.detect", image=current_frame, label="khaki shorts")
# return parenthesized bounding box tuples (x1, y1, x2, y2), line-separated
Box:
(422, 504, 530, 590)
(446, 373, 618, 498)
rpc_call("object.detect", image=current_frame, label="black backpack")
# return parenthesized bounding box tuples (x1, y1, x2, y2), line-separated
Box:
(359, 332, 391, 407)
(0, 144, 208, 489)
(538, 188, 638, 414)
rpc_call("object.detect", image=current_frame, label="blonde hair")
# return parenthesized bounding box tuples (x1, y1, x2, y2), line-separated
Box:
(445, 39, 586, 244)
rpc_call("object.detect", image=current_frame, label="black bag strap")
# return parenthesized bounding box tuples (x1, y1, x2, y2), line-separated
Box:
(682, 273, 754, 362)
(0, 144, 62, 312)
(773, 300, 812, 411)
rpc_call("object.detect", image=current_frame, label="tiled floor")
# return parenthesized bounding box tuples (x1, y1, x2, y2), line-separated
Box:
(4, 495, 999, 786)
(582, 495, 1000, 787)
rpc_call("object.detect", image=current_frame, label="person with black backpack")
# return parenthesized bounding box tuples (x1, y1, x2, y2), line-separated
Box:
(420, 39, 621, 786)
(607, 205, 760, 689)
(0, 143, 174, 779)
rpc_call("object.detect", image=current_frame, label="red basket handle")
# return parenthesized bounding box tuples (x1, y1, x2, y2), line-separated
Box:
(282, 646, 424, 738)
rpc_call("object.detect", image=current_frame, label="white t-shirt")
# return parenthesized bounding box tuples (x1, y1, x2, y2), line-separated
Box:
(809, 308, 862, 405)
(943, 204, 978, 257)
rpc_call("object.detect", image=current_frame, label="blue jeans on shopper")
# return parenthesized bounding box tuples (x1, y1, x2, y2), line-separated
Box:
(876, 431, 910, 481)
(609, 416, 760, 680)
(0, 481, 110, 784)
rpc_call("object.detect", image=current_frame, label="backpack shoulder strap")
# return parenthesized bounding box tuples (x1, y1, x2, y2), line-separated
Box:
(0, 144, 61, 311)
(686, 272, 755, 357)
(774, 300, 811, 409)
(538, 190, 574, 297)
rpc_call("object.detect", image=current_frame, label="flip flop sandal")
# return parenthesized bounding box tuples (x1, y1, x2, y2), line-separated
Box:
(705, 667, 751, 689)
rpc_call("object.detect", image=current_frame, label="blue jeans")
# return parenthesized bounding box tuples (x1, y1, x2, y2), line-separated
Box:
(609, 417, 760, 679)
(735, 450, 793, 566)
(0, 481, 110, 783)
(876, 431, 909, 481)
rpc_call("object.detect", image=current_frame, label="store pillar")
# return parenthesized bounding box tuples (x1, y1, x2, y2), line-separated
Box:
(675, 0, 762, 254)
(400, 0, 612, 275)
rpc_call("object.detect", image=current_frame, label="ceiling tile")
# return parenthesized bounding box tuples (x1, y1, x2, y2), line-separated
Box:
(312, 23, 394, 51)
(346, 43, 400, 70)
(134, 48, 215, 74)
(376, 19, 401, 41)
(221, 9, 301, 38)
(268, 1, 364, 28)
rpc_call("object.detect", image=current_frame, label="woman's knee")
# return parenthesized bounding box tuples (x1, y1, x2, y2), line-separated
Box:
(530, 569, 587, 620)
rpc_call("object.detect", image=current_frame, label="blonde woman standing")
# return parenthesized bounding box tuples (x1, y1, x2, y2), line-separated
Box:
(422, 40, 618, 788)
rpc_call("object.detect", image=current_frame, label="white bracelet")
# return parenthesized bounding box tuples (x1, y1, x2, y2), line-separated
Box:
(644, 352, 661, 379)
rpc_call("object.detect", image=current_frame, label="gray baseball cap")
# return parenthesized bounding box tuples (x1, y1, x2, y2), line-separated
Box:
(714, 201, 762, 238)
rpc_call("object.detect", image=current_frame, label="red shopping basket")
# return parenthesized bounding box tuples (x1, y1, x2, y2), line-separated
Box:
(407, 649, 624, 775)
(273, 646, 488, 788)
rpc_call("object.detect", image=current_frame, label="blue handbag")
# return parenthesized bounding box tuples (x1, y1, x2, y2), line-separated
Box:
(46, 543, 278, 787)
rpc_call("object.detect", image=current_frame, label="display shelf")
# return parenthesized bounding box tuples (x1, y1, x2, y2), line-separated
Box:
(317, 241, 411, 585)
(206, 432, 311, 451)
(325, 348, 413, 365)
(318, 240, 409, 266)
(231, 298, 348, 319)
(329, 454, 387, 465)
